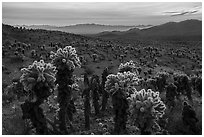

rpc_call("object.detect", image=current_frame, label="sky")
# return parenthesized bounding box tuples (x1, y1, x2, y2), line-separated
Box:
(2, 2, 202, 26)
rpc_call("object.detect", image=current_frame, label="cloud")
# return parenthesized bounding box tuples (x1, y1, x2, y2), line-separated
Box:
(171, 12, 191, 16)
(164, 11, 181, 14)
(2, 2, 202, 26)
(171, 10, 198, 16)
(163, 9, 199, 17)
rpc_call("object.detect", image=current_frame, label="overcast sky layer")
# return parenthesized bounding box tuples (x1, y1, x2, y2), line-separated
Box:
(2, 2, 202, 26)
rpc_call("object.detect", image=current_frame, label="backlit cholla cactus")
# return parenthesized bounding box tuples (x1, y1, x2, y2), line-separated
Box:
(105, 71, 139, 96)
(20, 60, 57, 134)
(105, 67, 140, 134)
(105, 71, 139, 134)
(20, 60, 57, 92)
(118, 60, 138, 74)
(128, 89, 166, 134)
(50, 46, 81, 70)
(50, 46, 81, 133)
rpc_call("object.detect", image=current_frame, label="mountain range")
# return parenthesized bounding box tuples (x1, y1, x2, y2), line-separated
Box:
(12, 19, 202, 42)
(14, 23, 153, 35)
(89, 19, 202, 41)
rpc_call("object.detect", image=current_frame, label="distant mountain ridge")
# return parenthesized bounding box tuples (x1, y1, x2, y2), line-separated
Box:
(90, 19, 202, 41)
(14, 23, 153, 34)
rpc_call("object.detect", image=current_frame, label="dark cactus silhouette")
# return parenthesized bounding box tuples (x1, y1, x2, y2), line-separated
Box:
(82, 73, 91, 130)
(20, 60, 56, 134)
(101, 67, 109, 112)
(112, 88, 129, 134)
(90, 75, 100, 116)
(50, 46, 81, 133)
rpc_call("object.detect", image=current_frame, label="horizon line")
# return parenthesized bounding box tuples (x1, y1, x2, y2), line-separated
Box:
(2, 19, 202, 27)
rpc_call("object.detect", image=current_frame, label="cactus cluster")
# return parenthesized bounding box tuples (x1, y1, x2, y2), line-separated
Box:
(105, 71, 139, 96)
(104, 61, 141, 134)
(50, 46, 81, 70)
(20, 60, 57, 92)
(118, 60, 138, 73)
(129, 89, 166, 118)
(128, 89, 166, 133)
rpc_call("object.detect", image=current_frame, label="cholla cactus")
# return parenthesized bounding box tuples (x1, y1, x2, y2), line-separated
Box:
(128, 89, 166, 134)
(105, 71, 139, 134)
(118, 60, 138, 74)
(156, 72, 169, 80)
(20, 60, 57, 134)
(20, 60, 57, 92)
(50, 46, 81, 70)
(129, 89, 166, 118)
(105, 71, 139, 96)
(50, 46, 81, 133)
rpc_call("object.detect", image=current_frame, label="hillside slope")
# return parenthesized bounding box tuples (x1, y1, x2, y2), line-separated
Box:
(91, 20, 202, 41)
(2, 24, 97, 46)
